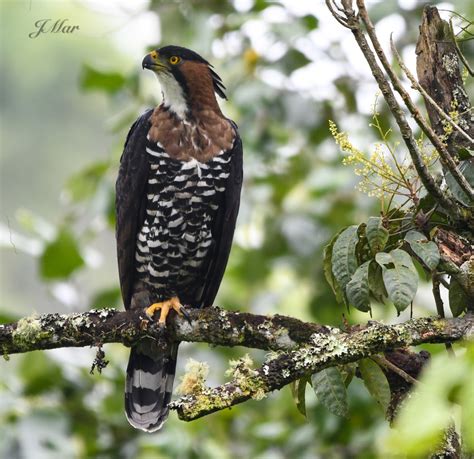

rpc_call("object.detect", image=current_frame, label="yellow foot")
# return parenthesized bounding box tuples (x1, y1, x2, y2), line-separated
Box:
(145, 297, 183, 325)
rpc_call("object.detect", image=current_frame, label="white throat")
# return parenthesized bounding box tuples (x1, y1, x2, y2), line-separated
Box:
(156, 73, 188, 119)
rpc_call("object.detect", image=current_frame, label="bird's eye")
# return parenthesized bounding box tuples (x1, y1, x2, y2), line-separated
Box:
(169, 56, 180, 65)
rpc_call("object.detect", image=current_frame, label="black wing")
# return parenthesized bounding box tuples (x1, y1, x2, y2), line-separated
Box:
(115, 109, 153, 310)
(198, 128, 243, 308)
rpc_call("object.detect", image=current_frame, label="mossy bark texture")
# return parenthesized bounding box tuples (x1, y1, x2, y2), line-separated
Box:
(1, 307, 472, 420)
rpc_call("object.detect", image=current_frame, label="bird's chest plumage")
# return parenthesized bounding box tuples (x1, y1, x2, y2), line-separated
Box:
(134, 134, 232, 299)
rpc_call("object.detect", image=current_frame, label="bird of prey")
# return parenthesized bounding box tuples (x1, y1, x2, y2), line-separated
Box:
(115, 45, 243, 432)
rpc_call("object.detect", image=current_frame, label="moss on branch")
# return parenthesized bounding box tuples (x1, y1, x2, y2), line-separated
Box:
(1, 306, 473, 422)
(170, 314, 473, 420)
(0, 306, 329, 355)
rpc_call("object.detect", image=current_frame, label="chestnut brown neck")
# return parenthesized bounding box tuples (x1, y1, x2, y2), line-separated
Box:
(180, 61, 223, 118)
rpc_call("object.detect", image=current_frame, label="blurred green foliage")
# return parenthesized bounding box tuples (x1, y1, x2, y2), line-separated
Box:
(1, 0, 473, 458)
(383, 342, 474, 456)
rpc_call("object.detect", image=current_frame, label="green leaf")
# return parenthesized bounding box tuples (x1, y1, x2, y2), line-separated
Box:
(290, 377, 308, 418)
(39, 229, 84, 279)
(444, 159, 474, 206)
(375, 249, 418, 312)
(404, 230, 440, 271)
(323, 230, 345, 304)
(280, 48, 311, 73)
(302, 14, 318, 30)
(80, 64, 127, 94)
(368, 260, 388, 303)
(311, 367, 348, 417)
(331, 225, 358, 296)
(65, 161, 110, 203)
(346, 261, 371, 312)
(366, 217, 389, 254)
(358, 358, 390, 413)
(457, 148, 473, 161)
(449, 278, 468, 317)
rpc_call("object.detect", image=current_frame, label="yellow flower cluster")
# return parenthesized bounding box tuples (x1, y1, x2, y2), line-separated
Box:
(329, 116, 438, 208)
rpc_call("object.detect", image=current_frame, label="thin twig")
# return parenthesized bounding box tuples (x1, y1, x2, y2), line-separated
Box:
(432, 276, 455, 356)
(371, 354, 419, 386)
(449, 19, 474, 76)
(325, 0, 352, 29)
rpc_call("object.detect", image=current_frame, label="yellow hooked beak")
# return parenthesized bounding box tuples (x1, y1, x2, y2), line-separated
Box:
(142, 51, 168, 72)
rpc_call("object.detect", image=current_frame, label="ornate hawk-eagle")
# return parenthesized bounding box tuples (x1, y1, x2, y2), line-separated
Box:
(115, 45, 243, 432)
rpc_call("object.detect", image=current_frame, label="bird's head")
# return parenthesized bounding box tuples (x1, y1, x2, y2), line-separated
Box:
(142, 45, 226, 119)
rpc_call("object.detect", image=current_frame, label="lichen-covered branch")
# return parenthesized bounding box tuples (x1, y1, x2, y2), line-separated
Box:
(1, 306, 473, 423)
(170, 314, 474, 421)
(0, 306, 329, 355)
(2, 308, 472, 358)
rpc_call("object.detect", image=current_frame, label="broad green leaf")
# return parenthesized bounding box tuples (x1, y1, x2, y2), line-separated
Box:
(448, 278, 468, 317)
(311, 367, 348, 417)
(39, 229, 84, 279)
(331, 225, 358, 295)
(80, 64, 127, 94)
(366, 217, 388, 254)
(355, 223, 369, 265)
(444, 159, 474, 206)
(281, 48, 311, 73)
(323, 230, 345, 304)
(368, 261, 388, 303)
(346, 261, 371, 312)
(404, 230, 440, 271)
(290, 377, 308, 418)
(65, 161, 110, 203)
(376, 249, 418, 312)
(358, 358, 390, 413)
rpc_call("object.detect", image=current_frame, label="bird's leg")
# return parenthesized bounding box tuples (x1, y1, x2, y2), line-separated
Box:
(145, 297, 183, 325)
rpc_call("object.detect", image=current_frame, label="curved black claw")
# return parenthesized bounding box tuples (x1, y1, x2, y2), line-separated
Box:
(180, 306, 192, 325)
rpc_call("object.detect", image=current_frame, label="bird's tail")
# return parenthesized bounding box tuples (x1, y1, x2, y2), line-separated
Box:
(125, 341, 179, 432)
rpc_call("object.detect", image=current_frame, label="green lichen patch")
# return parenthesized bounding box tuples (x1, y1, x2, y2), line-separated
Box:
(12, 315, 53, 351)
(225, 353, 257, 380)
(176, 359, 209, 396)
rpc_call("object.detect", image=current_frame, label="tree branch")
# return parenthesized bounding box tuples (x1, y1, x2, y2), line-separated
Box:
(0, 306, 329, 355)
(1, 307, 472, 422)
(170, 314, 473, 421)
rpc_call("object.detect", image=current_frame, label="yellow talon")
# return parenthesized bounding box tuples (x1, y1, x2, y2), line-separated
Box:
(145, 297, 183, 324)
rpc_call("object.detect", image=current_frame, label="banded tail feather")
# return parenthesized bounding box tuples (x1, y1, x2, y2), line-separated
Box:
(125, 342, 179, 432)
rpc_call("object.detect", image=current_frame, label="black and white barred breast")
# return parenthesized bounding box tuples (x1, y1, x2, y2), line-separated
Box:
(134, 135, 233, 302)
